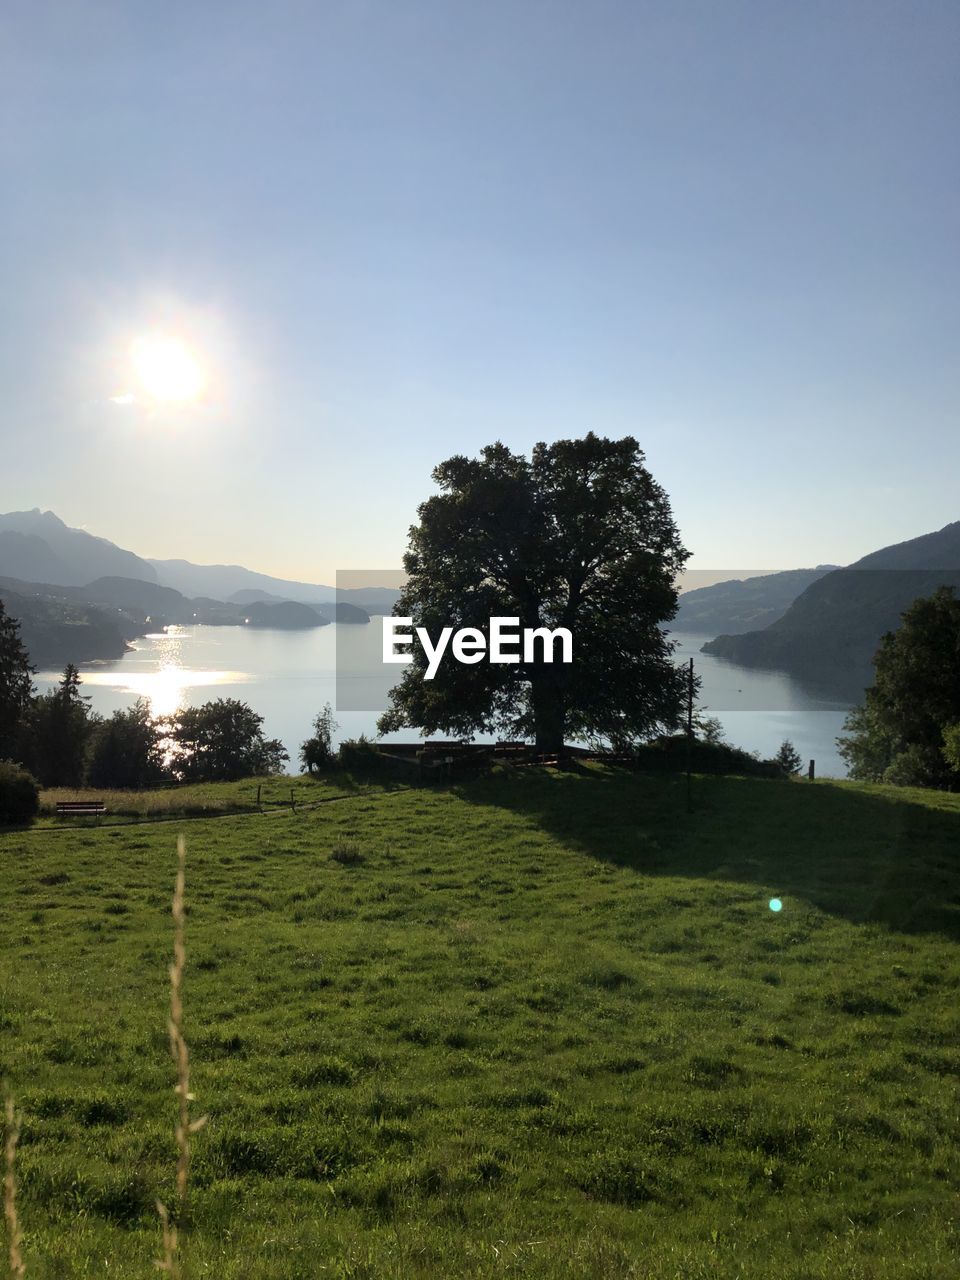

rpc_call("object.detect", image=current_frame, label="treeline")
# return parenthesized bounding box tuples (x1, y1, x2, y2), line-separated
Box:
(0, 599, 359, 822)
(2, 662, 288, 791)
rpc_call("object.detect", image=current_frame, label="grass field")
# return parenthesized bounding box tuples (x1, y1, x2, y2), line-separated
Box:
(2, 765, 959, 1278)
(35, 774, 383, 825)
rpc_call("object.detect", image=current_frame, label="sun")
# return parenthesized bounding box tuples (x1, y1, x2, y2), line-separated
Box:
(129, 332, 207, 404)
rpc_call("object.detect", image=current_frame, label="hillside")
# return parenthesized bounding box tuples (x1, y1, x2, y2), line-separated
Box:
(0, 509, 158, 586)
(2, 767, 959, 1277)
(0, 576, 143, 667)
(703, 521, 960, 692)
(673, 566, 837, 635)
(150, 559, 400, 611)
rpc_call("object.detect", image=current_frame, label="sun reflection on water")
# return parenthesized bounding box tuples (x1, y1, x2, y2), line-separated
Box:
(76, 629, 249, 720)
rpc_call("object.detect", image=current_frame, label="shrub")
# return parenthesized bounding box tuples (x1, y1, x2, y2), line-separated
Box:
(632, 735, 782, 779)
(337, 735, 382, 772)
(0, 758, 40, 825)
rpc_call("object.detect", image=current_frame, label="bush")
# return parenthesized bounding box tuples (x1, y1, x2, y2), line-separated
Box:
(632, 735, 783, 779)
(337, 735, 383, 773)
(0, 758, 40, 826)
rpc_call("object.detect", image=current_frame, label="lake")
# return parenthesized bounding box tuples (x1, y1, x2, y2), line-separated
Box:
(36, 623, 856, 777)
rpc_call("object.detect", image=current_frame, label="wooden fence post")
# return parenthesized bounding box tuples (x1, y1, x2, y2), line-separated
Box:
(808, 759, 815, 781)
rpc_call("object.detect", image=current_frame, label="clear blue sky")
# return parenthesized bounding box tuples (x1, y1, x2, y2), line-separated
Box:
(1, 1, 957, 583)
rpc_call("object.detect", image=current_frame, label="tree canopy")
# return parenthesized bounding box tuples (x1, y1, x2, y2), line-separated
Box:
(378, 433, 690, 751)
(837, 586, 960, 787)
(169, 698, 288, 782)
(87, 698, 168, 789)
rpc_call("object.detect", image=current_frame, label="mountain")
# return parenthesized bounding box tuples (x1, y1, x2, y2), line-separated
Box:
(150, 559, 399, 610)
(244, 600, 328, 629)
(0, 509, 157, 586)
(76, 576, 189, 616)
(0, 531, 74, 584)
(150, 558, 334, 604)
(673, 566, 838, 635)
(228, 588, 289, 605)
(702, 522, 960, 692)
(0, 576, 142, 668)
(0, 510, 401, 611)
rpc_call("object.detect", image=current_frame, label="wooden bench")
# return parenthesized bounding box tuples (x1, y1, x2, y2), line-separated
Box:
(55, 800, 107, 819)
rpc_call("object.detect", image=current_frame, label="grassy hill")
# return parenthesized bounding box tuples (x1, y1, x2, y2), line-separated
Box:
(2, 766, 959, 1278)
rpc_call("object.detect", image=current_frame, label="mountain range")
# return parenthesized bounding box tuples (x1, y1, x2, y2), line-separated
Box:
(0, 509, 399, 608)
(0, 509, 400, 668)
(702, 521, 960, 693)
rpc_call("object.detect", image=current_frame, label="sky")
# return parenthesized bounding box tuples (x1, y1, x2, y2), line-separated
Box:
(1, 0, 958, 585)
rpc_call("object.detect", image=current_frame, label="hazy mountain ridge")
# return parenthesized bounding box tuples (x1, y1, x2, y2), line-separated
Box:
(0, 509, 401, 611)
(702, 522, 960, 692)
(0, 510, 158, 586)
(673, 566, 839, 635)
(0, 568, 373, 668)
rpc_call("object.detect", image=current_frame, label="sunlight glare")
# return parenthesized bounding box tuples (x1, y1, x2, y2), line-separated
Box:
(130, 332, 207, 404)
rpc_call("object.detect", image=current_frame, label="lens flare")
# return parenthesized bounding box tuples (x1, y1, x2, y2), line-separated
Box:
(769, 897, 783, 912)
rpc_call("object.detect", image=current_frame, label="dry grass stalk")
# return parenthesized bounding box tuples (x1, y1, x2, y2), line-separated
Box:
(156, 835, 207, 1277)
(4, 1090, 25, 1279)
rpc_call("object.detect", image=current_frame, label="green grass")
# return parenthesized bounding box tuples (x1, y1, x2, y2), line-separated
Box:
(2, 765, 959, 1277)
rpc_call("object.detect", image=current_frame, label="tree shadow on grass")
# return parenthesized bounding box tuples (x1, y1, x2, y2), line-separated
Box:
(453, 765, 960, 940)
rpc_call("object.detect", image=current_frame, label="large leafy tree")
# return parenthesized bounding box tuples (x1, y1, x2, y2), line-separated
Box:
(837, 586, 960, 787)
(378, 434, 690, 751)
(169, 698, 288, 781)
(0, 598, 34, 761)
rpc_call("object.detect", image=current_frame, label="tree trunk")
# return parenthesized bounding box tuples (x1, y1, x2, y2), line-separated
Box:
(531, 676, 566, 753)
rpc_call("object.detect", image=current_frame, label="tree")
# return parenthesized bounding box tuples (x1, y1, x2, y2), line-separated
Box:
(943, 723, 960, 774)
(86, 698, 169, 789)
(21, 664, 94, 787)
(378, 435, 690, 752)
(300, 702, 338, 773)
(0, 598, 34, 762)
(696, 715, 727, 746)
(837, 586, 960, 787)
(169, 698, 289, 781)
(774, 739, 803, 775)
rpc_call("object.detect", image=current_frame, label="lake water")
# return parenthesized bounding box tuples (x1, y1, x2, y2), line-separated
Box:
(36, 623, 856, 778)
